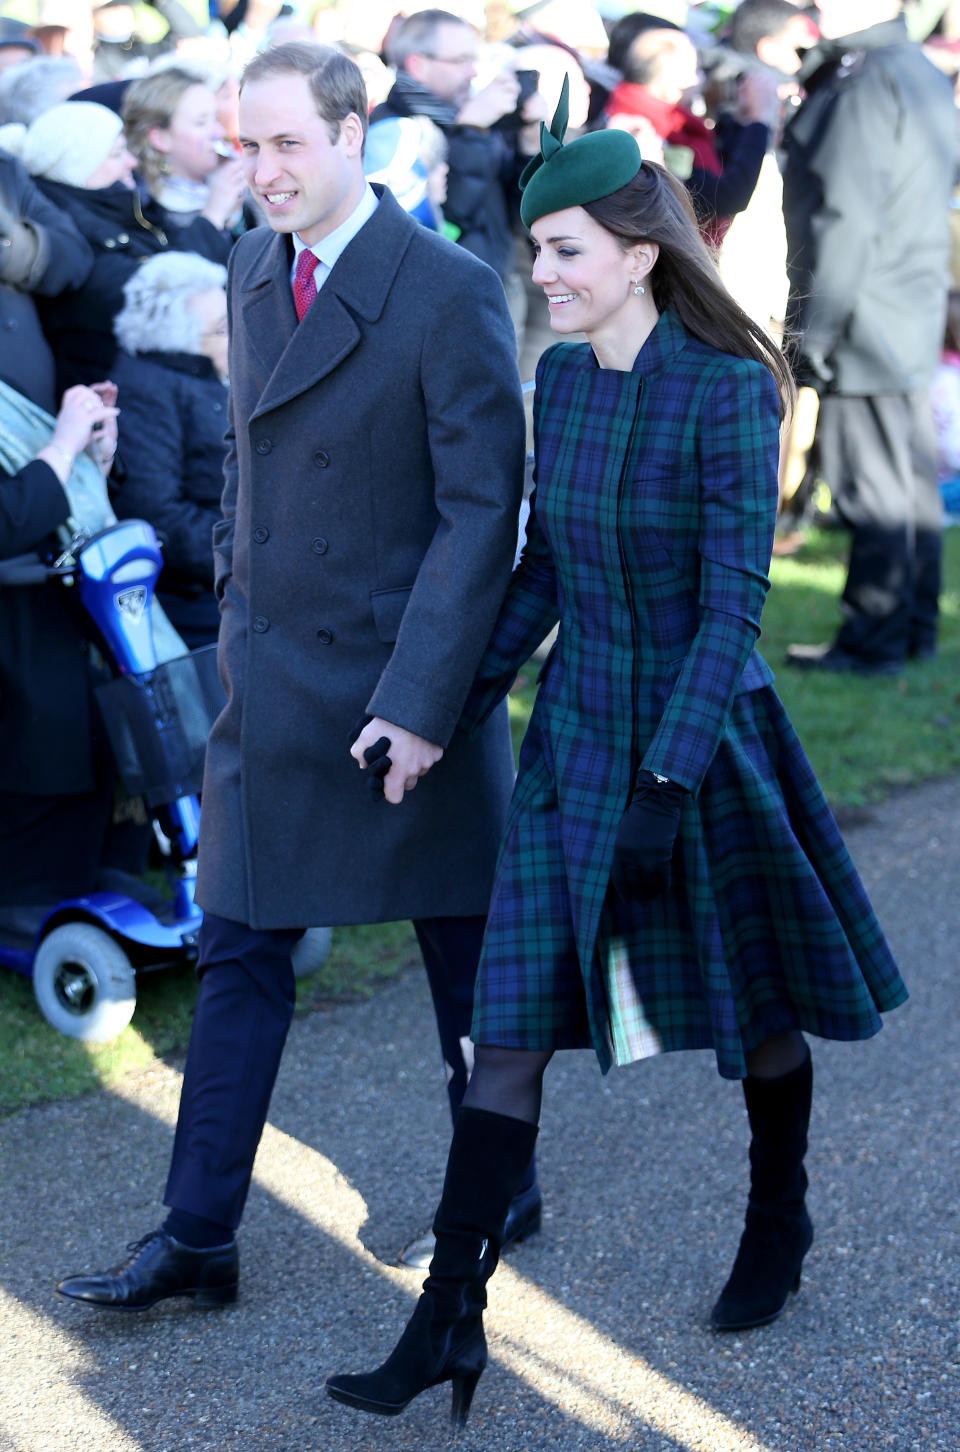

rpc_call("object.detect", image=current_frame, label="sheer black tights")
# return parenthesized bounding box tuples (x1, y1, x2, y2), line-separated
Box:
(462, 1045, 554, 1127)
(459, 1029, 806, 1127)
(744, 1028, 808, 1081)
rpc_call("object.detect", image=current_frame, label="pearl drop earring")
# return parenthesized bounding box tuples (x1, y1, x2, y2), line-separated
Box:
(633, 280, 645, 297)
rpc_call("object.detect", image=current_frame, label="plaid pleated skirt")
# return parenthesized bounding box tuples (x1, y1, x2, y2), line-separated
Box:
(472, 685, 908, 1079)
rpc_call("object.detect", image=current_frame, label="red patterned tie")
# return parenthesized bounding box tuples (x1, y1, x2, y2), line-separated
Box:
(292, 248, 319, 322)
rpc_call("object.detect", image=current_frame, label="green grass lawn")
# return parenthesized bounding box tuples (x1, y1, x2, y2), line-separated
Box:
(2, 526, 957, 1114)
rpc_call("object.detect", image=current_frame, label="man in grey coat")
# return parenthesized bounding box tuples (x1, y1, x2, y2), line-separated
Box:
(56, 42, 531, 1312)
(781, 0, 954, 674)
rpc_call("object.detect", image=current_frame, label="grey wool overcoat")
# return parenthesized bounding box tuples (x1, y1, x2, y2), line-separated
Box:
(194, 186, 526, 929)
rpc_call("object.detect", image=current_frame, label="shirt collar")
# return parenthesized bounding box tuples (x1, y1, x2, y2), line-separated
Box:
(292, 183, 379, 279)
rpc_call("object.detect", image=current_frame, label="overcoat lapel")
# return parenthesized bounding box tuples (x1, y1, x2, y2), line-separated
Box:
(239, 187, 418, 421)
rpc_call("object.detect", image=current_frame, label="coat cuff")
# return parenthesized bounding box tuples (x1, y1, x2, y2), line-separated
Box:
(366, 669, 459, 749)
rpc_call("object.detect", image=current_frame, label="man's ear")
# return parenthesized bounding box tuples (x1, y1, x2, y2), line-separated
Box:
(404, 52, 428, 88)
(339, 112, 366, 157)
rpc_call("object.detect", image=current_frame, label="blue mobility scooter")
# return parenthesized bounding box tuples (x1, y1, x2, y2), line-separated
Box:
(0, 519, 329, 1042)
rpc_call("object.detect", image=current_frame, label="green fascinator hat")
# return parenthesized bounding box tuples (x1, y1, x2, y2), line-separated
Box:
(519, 75, 643, 229)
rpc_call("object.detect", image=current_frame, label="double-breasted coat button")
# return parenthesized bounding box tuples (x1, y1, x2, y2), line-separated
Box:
(253, 526, 269, 543)
(313, 450, 330, 468)
(256, 439, 272, 455)
(311, 537, 328, 554)
(253, 615, 269, 633)
(117, 233, 129, 243)
(316, 627, 333, 645)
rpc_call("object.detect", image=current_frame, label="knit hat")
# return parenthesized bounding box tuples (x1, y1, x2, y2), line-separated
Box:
(519, 74, 642, 228)
(363, 117, 435, 227)
(19, 100, 124, 186)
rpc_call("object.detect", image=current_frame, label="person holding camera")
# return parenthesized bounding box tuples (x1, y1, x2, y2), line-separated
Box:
(374, 8, 545, 322)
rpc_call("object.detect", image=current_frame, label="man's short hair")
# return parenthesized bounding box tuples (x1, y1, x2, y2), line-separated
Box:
(241, 42, 368, 142)
(387, 10, 472, 72)
(728, 0, 802, 57)
(607, 12, 683, 82)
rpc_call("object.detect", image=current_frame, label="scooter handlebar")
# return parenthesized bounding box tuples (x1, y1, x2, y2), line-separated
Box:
(0, 554, 57, 586)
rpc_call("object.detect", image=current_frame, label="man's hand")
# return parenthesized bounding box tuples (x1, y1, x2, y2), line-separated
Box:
(350, 717, 443, 805)
(456, 70, 520, 129)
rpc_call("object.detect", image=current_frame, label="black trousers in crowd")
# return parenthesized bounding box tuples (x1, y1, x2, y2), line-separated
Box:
(164, 911, 495, 1229)
(817, 390, 942, 665)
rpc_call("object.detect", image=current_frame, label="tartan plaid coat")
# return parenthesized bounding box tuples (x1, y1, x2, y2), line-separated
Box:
(463, 310, 907, 1078)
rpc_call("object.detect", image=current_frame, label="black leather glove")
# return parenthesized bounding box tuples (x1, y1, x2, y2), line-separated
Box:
(349, 715, 392, 797)
(611, 770, 686, 902)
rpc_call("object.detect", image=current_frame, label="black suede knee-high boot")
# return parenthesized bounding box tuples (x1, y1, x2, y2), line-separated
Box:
(326, 1106, 539, 1427)
(711, 1053, 814, 1331)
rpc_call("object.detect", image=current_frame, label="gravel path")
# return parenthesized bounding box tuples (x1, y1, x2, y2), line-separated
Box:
(2, 775, 957, 1452)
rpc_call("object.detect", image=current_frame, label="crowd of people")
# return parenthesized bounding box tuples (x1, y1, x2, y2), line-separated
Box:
(0, 0, 956, 1431)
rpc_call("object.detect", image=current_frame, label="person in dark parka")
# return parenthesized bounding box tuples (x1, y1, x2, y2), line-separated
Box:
(781, 0, 955, 674)
(0, 382, 120, 928)
(373, 8, 532, 285)
(0, 152, 111, 928)
(0, 149, 93, 413)
(55, 42, 530, 1315)
(327, 92, 908, 1431)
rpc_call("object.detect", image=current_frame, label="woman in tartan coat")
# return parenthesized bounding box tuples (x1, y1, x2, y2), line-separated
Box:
(328, 87, 908, 1428)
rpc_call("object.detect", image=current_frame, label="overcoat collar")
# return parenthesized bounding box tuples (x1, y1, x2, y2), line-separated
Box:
(239, 184, 417, 418)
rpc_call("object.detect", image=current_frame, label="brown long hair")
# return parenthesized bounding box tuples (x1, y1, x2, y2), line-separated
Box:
(583, 162, 795, 421)
(123, 66, 210, 191)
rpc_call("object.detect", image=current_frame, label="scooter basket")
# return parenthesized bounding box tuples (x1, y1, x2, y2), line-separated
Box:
(94, 644, 225, 807)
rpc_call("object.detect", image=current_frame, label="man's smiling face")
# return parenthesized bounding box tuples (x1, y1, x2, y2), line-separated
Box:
(239, 72, 365, 246)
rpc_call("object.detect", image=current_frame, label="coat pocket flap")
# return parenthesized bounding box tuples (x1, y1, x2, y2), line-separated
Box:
(370, 585, 413, 643)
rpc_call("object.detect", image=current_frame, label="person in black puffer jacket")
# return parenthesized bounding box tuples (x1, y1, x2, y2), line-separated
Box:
(0, 148, 92, 413)
(4, 99, 232, 395)
(110, 251, 229, 648)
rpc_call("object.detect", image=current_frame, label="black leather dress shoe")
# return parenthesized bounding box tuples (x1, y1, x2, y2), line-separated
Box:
(397, 1181, 543, 1270)
(56, 1230, 238, 1311)
(784, 642, 902, 677)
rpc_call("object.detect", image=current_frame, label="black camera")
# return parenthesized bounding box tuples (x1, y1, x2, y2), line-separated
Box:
(493, 69, 540, 132)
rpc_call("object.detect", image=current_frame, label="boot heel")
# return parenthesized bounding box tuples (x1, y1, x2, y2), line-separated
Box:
(450, 1368, 482, 1429)
(194, 1281, 238, 1308)
(791, 1270, 802, 1294)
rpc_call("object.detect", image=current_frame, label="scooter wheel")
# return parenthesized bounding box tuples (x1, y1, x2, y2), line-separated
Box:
(291, 925, 332, 980)
(32, 923, 136, 1042)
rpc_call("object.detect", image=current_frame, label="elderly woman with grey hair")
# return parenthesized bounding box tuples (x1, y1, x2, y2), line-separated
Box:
(109, 251, 228, 648)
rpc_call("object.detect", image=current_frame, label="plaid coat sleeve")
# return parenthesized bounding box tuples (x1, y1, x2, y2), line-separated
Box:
(641, 357, 779, 793)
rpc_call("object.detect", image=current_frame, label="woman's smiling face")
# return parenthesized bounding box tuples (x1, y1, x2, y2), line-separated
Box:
(530, 205, 643, 342)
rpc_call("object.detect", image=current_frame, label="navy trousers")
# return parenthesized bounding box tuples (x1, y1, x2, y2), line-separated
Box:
(164, 911, 490, 1229)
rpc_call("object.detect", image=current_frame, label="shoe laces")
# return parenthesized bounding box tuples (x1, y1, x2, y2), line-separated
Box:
(124, 1230, 166, 1260)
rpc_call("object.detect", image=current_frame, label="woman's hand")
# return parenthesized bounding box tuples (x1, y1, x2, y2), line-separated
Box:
(89, 380, 119, 472)
(36, 384, 120, 484)
(611, 771, 686, 902)
(202, 157, 246, 229)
